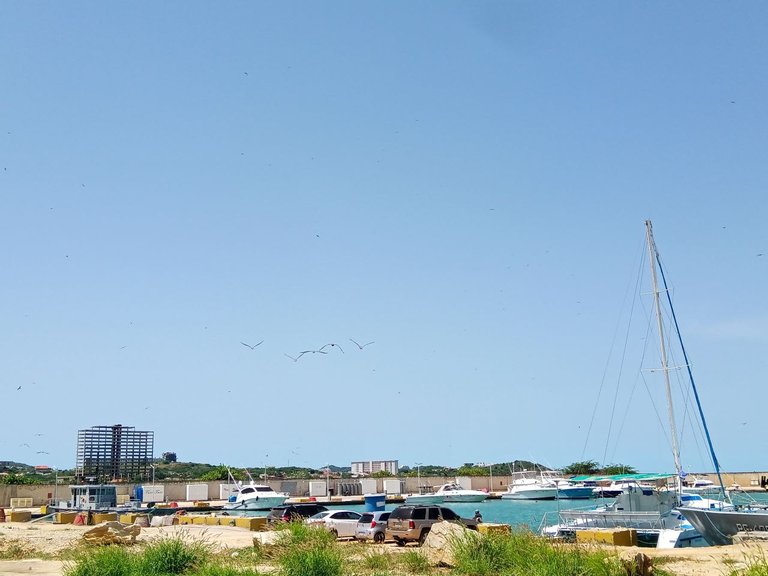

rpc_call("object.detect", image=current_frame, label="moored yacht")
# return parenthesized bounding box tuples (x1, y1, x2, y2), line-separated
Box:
(502, 471, 558, 500)
(432, 482, 488, 503)
(223, 482, 289, 511)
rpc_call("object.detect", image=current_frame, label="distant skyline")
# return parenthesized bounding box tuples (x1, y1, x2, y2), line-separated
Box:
(2, 2, 767, 474)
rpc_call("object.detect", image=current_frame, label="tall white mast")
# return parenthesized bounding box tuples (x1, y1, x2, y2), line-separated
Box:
(645, 220, 682, 477)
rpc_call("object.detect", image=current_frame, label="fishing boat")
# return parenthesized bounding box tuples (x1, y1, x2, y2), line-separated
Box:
(543, 221, 730, 547)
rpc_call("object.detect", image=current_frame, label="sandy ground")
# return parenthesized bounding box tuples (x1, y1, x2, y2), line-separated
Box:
(1, 521, 767, 575)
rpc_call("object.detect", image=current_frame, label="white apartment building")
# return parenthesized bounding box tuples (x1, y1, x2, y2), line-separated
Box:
(351, 459, 399, 476)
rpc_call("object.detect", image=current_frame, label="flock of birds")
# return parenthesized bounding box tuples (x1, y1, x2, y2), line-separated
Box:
(239, 338, 375, 362)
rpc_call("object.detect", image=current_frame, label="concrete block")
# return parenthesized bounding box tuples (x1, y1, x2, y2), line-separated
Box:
(235, 517, 267, 531)
(55, 512, 79, 524)
(9, 511, 32, 522)
(191, 516, 207, 525)
(119, 513, 138, 525)
(575, 528, 637, 546)
(204, 516, 220, 526)
(477, 523, 511, 535)
(92, 513, 118, 524)
(177, 515, 194, 525)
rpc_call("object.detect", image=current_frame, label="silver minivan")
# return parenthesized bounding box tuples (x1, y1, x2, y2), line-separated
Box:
(355, 510, 391, 543)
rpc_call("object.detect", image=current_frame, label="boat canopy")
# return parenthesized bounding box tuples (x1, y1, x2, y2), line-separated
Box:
(569, 473, 676, 482)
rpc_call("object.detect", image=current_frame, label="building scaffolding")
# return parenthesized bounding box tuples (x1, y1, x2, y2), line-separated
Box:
(75, 424, 154, 482)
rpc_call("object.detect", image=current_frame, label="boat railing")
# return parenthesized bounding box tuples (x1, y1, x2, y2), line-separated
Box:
(557, 508, 666, 530)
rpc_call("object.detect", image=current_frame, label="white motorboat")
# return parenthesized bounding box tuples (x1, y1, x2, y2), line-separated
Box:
(404, 485, 444, 504)
(432, 482, 488, 503)
(554, 479, 595, 500)
(222, 470, 289, 511)
(502, 471, 558, 500)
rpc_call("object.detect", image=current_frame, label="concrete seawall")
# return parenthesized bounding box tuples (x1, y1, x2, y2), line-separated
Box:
(2, 472, 766, 507)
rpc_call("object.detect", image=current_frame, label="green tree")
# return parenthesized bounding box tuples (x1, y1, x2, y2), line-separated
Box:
(370, 470, 393, 478)
(562, 460, 600, 475)
(199, 465, 232, 481)
(456, 465, 487, 476)
(600, 463, 637, 475)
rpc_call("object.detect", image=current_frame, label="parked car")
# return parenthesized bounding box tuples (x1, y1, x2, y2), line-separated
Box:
(355, 511, 391, 543)
(266, 503, 328, 523)
(386, 505, 478, 546)
(305, 509, 362, 539)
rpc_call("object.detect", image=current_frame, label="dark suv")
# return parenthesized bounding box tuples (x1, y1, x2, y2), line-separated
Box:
(267, 503, 329, 523)
(386, 505, 478, 546)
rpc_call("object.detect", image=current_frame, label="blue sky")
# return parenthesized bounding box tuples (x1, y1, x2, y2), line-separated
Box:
(2, 1, 766, 474)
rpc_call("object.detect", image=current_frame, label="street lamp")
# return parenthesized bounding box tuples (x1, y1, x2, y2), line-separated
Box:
(415, 462, 422, 491)
(150, 464, 156, 485)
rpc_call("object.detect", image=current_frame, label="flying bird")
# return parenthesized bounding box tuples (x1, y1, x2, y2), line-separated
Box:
(320, 343, 344, 354)
(285, 350, 327, 362)
(16, 385, 22, 390)
(241, 341, 264, 350)
(36, 451, 49, 454)
(349, 339, 375, 350)
(20, 443, 30, 448)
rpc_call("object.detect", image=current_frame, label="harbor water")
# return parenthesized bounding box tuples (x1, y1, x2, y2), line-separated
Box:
(236, 491, 768, 533)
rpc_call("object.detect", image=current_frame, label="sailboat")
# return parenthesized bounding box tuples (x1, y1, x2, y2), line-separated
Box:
(543, 221, 730, 547)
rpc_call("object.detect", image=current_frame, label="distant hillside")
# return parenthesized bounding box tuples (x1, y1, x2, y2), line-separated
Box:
(0, 461, 34, 473)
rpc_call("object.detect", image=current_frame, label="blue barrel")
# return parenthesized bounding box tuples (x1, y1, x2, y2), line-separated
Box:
(135, 485, 143, 502)
(364, 493, 386, 512)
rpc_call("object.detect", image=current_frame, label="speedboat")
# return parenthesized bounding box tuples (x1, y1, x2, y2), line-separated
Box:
(432, 482, 488, 503)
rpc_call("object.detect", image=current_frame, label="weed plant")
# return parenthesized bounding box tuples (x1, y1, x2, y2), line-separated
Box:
(361, 549, 393, 571)
(64, 545, 135, 576)
(137, 533, 212, 575)
(398, 550, 430, 574)
(194, 565, 260, 576)
(275, 522, 343, 576)
(450, 529, 644, 576)
(733, 547, 768, 576)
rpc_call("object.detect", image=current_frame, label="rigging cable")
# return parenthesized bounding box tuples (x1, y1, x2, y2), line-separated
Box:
(584, 237, 647, 463)
(654, 242, 728, 500)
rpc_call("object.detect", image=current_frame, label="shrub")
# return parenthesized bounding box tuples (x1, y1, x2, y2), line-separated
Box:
(137, 533, 211, 575)
(450, 529, 637, 576)
(275, 522, 343, 576)
(279, 545, 343, 576)
(64, 545, 135, 576)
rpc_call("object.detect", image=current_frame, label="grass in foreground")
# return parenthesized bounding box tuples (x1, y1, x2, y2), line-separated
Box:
(60, 523, 724, 576)
(450, 529, 674, 576)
